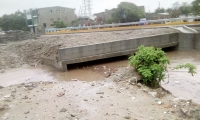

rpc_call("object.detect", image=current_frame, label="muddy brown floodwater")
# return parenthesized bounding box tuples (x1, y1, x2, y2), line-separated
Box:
(0, 50, 199, 104)
(162, 50, 200, 104)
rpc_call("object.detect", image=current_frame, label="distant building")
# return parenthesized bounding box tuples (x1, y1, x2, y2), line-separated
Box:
(94, 9, 113, 24)
(94, 6, 145, 23)
(24, 6, 77, 33)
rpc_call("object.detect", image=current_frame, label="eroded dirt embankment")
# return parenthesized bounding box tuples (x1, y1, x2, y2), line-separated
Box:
(0, 28, 178, 70)
(0, 67, 200, 120)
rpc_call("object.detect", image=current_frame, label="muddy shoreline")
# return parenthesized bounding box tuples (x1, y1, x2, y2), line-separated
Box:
(0, 67, 200, 120)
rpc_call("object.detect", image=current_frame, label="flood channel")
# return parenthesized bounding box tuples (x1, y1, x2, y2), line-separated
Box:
(0, 50, 199, 103)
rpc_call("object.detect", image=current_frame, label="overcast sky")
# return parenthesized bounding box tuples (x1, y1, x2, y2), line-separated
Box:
(0, 0, 193, 17)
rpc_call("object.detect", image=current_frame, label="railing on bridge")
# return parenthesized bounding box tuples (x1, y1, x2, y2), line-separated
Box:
(45, 17, 200, 34)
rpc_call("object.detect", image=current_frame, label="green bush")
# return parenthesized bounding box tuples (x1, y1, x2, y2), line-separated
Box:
(53, 21, 67, 28)
(129, 46, 170, 88)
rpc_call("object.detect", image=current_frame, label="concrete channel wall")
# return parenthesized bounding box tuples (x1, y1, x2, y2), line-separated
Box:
(42, 32, 200, 71)
(50, 33, 177, 71)
(178, 33, 200, 50)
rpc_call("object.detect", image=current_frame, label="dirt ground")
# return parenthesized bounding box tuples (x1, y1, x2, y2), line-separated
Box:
(0, 67, 200, 120)
(0, 28, 178, 70)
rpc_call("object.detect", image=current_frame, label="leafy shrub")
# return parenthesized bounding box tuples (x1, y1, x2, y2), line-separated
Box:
(174, 63, 197, 76)
(129, 46, 170, 88)
(53, 21, 67, 28)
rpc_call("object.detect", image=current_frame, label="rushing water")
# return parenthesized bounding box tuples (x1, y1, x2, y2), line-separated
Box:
(0, 50, 199, 103)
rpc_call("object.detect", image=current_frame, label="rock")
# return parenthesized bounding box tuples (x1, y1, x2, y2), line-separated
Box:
(60, 108, 67, 112)
(100, 96, 103, 98)
(173, 98, 182, 103)
(71, 79, 78, 81)
(57, 92, 65, 97)
(27, 87, 34, 90)
(3, 94, 12, 102)
(0, 103, 9, 110)
(154, 98, 159, 102)
(171, 110, 176, 113)
(91, 83, 95, 86)
(11, 88, 16, 93)
(26, 100, 32, 103)
(84, 99, 88, 101)
(24, 111, 30, 114)
(148, 92, 157, 98)
(96, 92, 104, 94)
(109, 86, 114, 89)
(0, 70, 5, 73)
(24, 83, 33, 87)
(22, 96, 28, 99)
(4, 94, 11, 98)
(41, 88, 47, 91)
(142, 89, 148, 92)
(137, 83, 142, 87)
(180, 108, 189, 115)
(175, 81, 181, 84)
(71, 114, 76, 117)
(131, 97, 135, 100)
(156, 88, 166, 98)
(0, 86, 4, 89)
(124, 116, 131, 119)
(2, 116, 8, 120)
(17, 85, 22, 88)
(0, 106, 5, 110)
(30, 63, 36, 67)
(117, 90, 121, 93)
(157, 101, 162, 105)
(4, 98, 12, 102)
(128, 77, 139, 84)
(10, 64, 15, 68)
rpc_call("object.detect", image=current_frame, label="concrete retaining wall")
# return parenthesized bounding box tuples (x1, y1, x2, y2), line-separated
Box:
(42, 32, 200, 71)
(57, 33, 178, 71)
(195, 34, 200, 50)
(178, 33, 200, 50)
(41, 57, 67, 71)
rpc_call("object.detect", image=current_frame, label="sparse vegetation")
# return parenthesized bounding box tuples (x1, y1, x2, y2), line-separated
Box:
(174, 63, 197, 76)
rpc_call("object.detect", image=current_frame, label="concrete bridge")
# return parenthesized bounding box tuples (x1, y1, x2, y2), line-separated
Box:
(42, 32, 200, 71)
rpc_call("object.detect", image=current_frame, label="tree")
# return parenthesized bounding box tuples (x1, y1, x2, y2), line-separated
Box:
(71, 20, 78, 26)
(179, 2, 192, 16)
(167, 2, 181, 18)
(192, 0, 200, 15)
(111, 2, 145, 23)
(0, 11, 28, 31)
(53, 21, 67, 28)
(106, 19, 112, 24)
(155, 8, 165, 13)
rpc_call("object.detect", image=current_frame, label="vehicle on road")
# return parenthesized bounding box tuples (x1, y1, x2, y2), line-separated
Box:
(139, 18, 148, 25)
